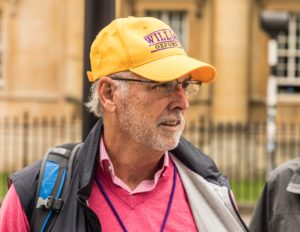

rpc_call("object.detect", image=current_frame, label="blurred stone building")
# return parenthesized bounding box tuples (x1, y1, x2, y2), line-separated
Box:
(0, 0, 300, 123)
(0, 0, 84, 118)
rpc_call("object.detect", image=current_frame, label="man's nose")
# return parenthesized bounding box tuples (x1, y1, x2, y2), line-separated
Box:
(168, 86, 190, 111)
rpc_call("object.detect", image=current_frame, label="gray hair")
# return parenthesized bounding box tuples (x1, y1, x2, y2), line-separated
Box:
(85, 72, 130, 117)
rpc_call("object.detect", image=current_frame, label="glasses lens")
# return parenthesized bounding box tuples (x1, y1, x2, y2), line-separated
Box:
(151, 80, 201, 96)
(152, 81, 176, 94)
(186, 83, 200, 96)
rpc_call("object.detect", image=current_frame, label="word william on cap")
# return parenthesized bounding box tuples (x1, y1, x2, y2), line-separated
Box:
(144, 29, 182, 53)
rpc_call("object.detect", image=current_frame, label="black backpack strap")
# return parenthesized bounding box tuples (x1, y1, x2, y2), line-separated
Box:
(30, 142, 82, 232)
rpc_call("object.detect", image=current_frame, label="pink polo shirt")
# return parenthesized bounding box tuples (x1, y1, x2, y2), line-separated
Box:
(0, 138, 197, 231)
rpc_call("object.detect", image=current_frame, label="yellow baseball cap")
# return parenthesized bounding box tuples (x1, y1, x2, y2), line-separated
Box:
(87, 16, 216, 83)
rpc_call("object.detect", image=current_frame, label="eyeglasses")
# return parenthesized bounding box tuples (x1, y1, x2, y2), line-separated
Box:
(110, 77, 202, 96)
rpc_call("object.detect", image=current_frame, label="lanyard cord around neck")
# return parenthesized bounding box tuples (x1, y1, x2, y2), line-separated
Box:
(95, 165, 177, 232)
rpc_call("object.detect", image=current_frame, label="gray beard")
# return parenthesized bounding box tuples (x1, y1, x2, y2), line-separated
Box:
(118, 99, 184, 152)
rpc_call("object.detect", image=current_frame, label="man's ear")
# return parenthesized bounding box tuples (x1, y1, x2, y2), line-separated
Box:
(98, 77, 117, 112)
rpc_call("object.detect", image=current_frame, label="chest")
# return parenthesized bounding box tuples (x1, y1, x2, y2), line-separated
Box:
(87, 168, 197, 232)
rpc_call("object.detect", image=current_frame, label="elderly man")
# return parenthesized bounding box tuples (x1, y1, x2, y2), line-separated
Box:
(0, 17, 248, 231)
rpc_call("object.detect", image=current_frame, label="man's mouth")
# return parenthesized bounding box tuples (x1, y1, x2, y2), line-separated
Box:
(160, 120, 181, 127)
(158, 119, 182, 132)
(157, 112, 185, 132)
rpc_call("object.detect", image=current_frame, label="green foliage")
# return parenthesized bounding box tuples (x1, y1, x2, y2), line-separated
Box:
(230, 179, 265, 204)
(0, 173, 9, 201)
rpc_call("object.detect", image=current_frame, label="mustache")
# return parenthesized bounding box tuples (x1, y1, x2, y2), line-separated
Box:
(157, 112, 185, 125)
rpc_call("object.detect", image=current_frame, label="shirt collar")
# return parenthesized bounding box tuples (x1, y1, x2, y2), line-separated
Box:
(99, 136, 170, 193)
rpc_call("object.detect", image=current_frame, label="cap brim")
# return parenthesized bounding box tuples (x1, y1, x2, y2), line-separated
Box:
(129, 54, 216, 83)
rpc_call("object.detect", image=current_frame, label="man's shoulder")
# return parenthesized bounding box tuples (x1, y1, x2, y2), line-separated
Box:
(8, 160, 42, 222)
(268, 158, 300, 182)
(10, 160, 42, 185)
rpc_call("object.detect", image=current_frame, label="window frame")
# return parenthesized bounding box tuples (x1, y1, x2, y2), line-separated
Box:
(145, 10, 188, 49)
(276, 13, 300, 97)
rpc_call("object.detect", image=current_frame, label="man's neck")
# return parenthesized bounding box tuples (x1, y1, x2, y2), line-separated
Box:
(103, 134, 166, 190)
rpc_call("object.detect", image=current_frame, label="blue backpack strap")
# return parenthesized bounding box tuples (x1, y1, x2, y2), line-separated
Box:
(30, 142, 82, 232)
